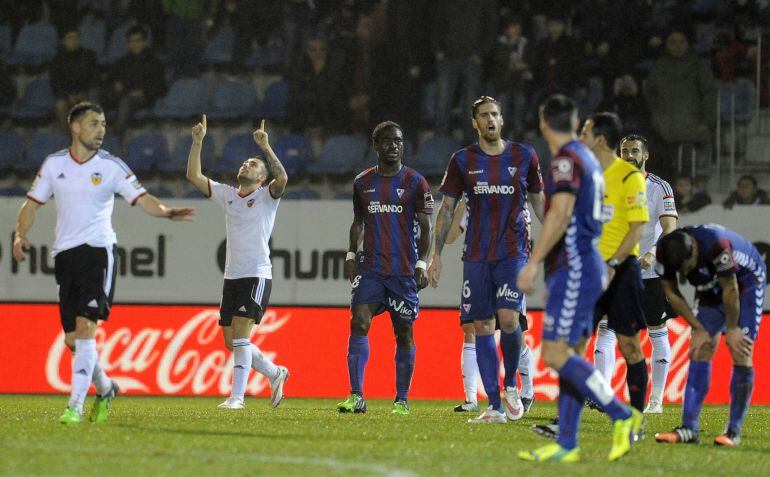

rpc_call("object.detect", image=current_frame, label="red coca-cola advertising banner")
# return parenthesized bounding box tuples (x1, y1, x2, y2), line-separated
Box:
(0, 304, 767, 404)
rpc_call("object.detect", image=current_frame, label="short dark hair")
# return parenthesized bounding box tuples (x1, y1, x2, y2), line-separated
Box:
(656, 229, 693, 274)
(590, 112, 623, 150)
(250, 155, 273, 185)
(372, 121, 403, 143)
(540, 94, 576, 133)
(621, 134, 648, 152)
(127, 25, 148, 40)
(738, 174, 757, 187)
(472, 96, 501, 118)
(68, 102, 104, 124)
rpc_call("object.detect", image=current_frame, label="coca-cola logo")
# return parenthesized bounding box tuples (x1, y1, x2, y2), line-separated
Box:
(46, 309, 291, 395)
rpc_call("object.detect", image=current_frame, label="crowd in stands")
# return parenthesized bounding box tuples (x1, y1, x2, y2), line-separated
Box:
(0, 0, 769, 202)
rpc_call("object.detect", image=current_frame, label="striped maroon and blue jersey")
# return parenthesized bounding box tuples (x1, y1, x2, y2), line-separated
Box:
(353, 166, 434, 276)
(439, 140, 543, 262)
(544, 140, 605, 275)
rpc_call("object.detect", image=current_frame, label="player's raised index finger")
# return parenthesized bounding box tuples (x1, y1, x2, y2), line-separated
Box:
(202, 114, 207, 128)
(260, 119, 265, 130)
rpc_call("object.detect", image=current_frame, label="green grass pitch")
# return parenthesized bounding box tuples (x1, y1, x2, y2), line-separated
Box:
(0, 396, 768, 477)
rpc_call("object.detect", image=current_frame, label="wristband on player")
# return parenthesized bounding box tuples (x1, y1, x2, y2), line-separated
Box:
(607, 258, 620, 268)
(415, 260, 427, 270)
(346, 251, 356, 261)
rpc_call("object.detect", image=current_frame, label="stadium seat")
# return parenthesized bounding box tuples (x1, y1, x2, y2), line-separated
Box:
(125, 132, 169, 172)
(0, 24, 11, 56)
(153, 78, 208, 119)
(254, 80, 288, 120)
(272, 134, 314, 175)
(20, 132, 69, 172)
(307, 135, 367, 176)
(415, 136, 460, 177)
(0, 186, 25, 196)
(214, 133, 265, 173)
(203, 25, 234, 65)
(721, 80, 755, 123)
(208, 78, 257, 120)
(78, 17, 106, 57)
(11, 77, 55, 120)
(334, 191, 352, 200)
(245, 33, 287, 69)
(282, 189, 321, 200)
(421, 82, 438, 125)
(8, 22, 58, 66)
(163, 135, 215, 173)
(102, 22, 133, 64)
(0, 131, 24, 171)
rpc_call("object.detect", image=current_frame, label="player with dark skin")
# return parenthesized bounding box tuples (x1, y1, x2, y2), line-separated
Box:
(345, 125, 432, 351)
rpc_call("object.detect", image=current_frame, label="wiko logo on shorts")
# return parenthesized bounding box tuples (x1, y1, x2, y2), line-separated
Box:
(388, 298, 414, 318)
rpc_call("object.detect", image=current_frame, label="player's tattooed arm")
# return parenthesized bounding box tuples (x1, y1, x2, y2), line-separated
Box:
(415, 211, 432, 289)
(346, 217, 364, 283)
(660, 279, 701, 330)
(253, 119, 288, 199)
(427, 195, 457, 288)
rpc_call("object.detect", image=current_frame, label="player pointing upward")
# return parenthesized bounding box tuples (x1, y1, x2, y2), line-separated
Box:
(186, 116, 290, 409)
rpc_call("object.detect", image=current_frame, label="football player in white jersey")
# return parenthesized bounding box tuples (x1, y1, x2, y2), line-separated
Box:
(186, 115, 289, 409)
(13, 102, 195, 424)
(592, 134, 678, 413)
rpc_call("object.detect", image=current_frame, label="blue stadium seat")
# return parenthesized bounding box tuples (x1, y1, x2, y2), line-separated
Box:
(245, 33, 287, 68)
(0, 131, 24, 171)
(334, 191, 352, 200)
(162, 135, 215, 173)
(282, 189, 321, 200)
(721, 80, 755, 122)
(12, 77, 55, 120)
(272, 134, 314, 175)
(153, 78, 208, 119)
(125, 133, 169, 172)
(415, 136, 460, 177)
(78, 17, 106, 57)
(214, 133, 264, 173)
(307, 135, 367, 175)
(102, 22, 133, 64)
(421, 82, 437, 125)
(8, 22, 58, 66)
(0, 186, 26, 196)
(99, 136, 121, 157)
(254, 80, 288, 120)
(21, 132, 69, 172)
(203, 25, 234, 65)
(0, 24, 12, 56)
(208, 78, 257, 120)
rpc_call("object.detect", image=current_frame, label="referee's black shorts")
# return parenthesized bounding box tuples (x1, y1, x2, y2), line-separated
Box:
(54, 244, 118, 333)
(642, 277, 676, 327)
(219, 277, 272, 326)
(594, 256, 645, 337)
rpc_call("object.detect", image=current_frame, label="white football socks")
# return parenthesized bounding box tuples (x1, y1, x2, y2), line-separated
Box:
(593, 319, 617, 383)
(69, 339, 98, 413)
(461, 343, 478, 403)
(518, 345, 534, 399)
(231, 338, 252, 402)
(648, 327, 671, 403)
(92, 361, 113, 396)
(251, 343, 279, 381)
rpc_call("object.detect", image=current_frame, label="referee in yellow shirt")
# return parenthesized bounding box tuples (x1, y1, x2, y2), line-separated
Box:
(580, 112, 650, 416)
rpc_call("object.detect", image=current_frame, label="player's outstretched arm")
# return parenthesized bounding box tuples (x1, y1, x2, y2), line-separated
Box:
(135, 194, 195, 221)
(517, 192, 575, 293)
(12, 199, 41, 262)
(427, 194, 457, 288)
(345, 217, 364, 283)
(186, 114, 211, 196)
(415, 212, 432, 289)
(253, 119, 288, 199)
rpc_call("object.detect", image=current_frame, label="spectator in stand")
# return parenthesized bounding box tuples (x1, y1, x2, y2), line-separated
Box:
(432, 0, 498, 137)
(490, 15, 532, 139)
(645, 28, 716, 180)
(673, 176, 711, 213)
(597, 74, 651, 136)
(50, 29, 99, 128)
(105, 26, 167, 134)
(162, 0, 213, 79)
(530, 15, 581, 98)
(723, 175, 770, 209)
(287, 35, 346, 137)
